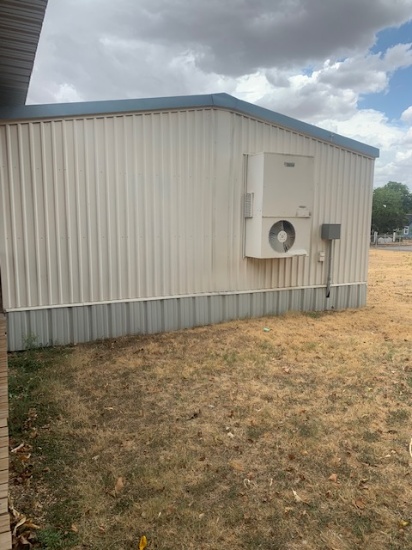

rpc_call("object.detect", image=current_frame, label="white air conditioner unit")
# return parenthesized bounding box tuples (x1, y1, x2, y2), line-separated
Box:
(245, 152, 314, 259)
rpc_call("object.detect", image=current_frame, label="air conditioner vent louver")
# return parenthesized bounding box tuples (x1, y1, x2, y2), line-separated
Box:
(244, 193, 254, 218)
(269, 220, 296, 253)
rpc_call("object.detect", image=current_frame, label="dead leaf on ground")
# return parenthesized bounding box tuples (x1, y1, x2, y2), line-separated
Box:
(139, 534, 147, 549)
(229, 459, 244, 471)
(13, 534, 31, 547)
(18, 454, 31, 462)
(292, 489, 310, 504)
(328, 473, 338, 483)
(354, 498, 366, 509)
(12, 516, 27, 536)
(10, 443, 25, 454)
(115, 476, 125, 495)
(24, 521, 40, 530)
(108, 476, 126, 498)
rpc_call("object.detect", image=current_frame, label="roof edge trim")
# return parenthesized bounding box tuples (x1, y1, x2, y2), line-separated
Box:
(0, 92, 380, 158)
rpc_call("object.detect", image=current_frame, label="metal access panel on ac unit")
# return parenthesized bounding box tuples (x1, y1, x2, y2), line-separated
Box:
(245, 152, 314, 259)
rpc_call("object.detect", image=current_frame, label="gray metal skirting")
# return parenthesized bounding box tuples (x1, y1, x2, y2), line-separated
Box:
(6, 284, 366, 351)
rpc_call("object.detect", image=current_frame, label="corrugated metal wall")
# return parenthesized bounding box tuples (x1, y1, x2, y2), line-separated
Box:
(7, 283, 367, 351)
(0, 107, 374, 312)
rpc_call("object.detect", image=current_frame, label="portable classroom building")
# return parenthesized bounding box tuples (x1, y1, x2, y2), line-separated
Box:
(0, 93, 379, 351)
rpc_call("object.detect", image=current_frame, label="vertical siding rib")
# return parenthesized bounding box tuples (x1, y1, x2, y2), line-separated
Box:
(17, 124, 32, 306)
(83, 119, 94, 303)
(0, 128, 12, 307)
(93, 118, 104, 301)
(61, 121, 74, 303)
(50, 122, 63, 304)
(6, 125, 20, 308)
(28, 124, 41, 305)
(73, 120, 84, 303)
(40, 123, 53, 304)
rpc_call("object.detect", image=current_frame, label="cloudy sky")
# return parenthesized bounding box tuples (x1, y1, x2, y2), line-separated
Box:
(28, 0, 412, 189)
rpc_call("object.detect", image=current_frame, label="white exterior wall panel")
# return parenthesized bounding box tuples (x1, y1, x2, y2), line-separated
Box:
(0, 106, 374, 348)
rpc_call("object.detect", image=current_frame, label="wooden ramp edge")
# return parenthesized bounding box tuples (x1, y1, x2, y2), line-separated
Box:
(0, 316, 11, 550)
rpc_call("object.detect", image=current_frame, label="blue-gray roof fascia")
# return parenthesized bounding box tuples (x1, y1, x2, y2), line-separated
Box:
(0, 92, 379, 158)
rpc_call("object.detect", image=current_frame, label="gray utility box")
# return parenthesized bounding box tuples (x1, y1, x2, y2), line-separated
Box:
(321, 223, 341, 240)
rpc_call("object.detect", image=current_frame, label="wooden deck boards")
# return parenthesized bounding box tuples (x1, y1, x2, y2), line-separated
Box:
(0, 316, 11, 549)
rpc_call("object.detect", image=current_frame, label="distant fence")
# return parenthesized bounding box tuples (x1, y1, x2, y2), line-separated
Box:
(370, 231, 412, 245)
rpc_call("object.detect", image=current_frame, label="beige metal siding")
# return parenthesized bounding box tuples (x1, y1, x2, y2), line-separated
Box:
(0, 108, 374, 311)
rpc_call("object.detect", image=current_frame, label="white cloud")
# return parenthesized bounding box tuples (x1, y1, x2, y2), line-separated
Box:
(54, 83, 84, 103)
(401, 105, 412, 123)
(27, 0, 412, 189)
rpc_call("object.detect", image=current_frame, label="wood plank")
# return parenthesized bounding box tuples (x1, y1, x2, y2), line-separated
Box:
(0, 530, 11, 550)
(0, 514, 10, 534)
(0, 499, 7, 516)
(0, 319, 10, 548)
(0, 485, 8, 500)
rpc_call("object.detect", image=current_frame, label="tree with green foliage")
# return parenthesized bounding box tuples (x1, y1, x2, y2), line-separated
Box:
(385, 181, 412, 213)
(371, 181, 412, 233)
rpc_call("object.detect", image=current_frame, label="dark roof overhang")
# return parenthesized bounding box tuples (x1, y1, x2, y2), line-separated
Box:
(0, 0, 48, 106)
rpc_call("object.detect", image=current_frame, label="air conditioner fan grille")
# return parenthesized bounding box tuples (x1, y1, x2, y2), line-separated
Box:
(269, 220, 296, 253)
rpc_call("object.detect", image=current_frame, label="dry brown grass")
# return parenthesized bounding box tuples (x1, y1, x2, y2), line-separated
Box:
(9, 249, 412, 550)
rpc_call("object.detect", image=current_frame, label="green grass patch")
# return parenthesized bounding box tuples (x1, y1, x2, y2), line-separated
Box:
(9, 347, 81, 548)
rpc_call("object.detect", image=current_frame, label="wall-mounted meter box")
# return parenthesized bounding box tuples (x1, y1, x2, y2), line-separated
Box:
(321, 224, 341, 240)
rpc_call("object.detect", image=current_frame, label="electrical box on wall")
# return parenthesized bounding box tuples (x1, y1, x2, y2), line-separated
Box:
(321, 224, 341, 240)
(245, 152, 314, 258)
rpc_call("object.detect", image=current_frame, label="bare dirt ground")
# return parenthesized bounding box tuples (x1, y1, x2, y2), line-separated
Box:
(9, 249, 412, 550)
